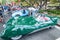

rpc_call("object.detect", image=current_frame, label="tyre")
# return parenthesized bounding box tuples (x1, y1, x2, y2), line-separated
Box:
(11, 35, 22, 40)
(49, 27, 52, 29)
(49, 26, 54, 29)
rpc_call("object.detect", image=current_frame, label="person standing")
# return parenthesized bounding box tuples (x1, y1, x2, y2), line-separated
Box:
(0, 3, 4, 22)
(0, 3, 4, 17)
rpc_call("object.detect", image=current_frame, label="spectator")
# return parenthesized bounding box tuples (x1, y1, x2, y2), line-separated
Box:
(0, 3, 4, 17)
(8, 4, 11, 12)
(4, 4, 9, 12)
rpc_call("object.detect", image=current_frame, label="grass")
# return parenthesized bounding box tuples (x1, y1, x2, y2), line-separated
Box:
(38, 9, 60, 17)
(48, 3, 60, 7)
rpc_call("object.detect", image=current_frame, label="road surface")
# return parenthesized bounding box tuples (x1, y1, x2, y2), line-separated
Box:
(20, 27, 60, 40)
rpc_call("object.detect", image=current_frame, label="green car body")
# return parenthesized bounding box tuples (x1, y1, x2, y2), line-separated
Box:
(0, 15, 58, 40)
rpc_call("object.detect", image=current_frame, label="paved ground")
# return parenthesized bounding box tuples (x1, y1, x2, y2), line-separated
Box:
(0, 12, 60, 40)
(20, 27, 60, 40)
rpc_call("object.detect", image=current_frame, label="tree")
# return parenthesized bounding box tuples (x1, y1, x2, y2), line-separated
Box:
(50, 0, 58, 3)
(38, 0, 48, 9)
(2, 0, 6, 5)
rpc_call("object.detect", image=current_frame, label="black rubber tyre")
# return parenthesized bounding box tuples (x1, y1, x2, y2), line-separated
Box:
(49, 27, 54, 29)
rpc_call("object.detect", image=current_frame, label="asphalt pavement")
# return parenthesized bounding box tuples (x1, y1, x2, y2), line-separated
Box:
(20, 27, 60, 40)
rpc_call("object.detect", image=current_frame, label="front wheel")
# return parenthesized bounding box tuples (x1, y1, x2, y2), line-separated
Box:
(11, 35, 22, 40)
(49, 27, 52, 29)
(49, 26, 55, 29)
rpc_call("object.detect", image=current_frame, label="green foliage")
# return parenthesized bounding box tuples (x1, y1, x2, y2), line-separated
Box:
(38, 10, 46, 13)
(15, 0, 25, 2)
(21, 0, 25, 2)
(50, 0, 58, 3)
(2, 0, 6, 5)
(38, 9, 60, 16)
(21, 2, 31, 6)
(46, 10, 60, 15)
(15, 0, 18, 2)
